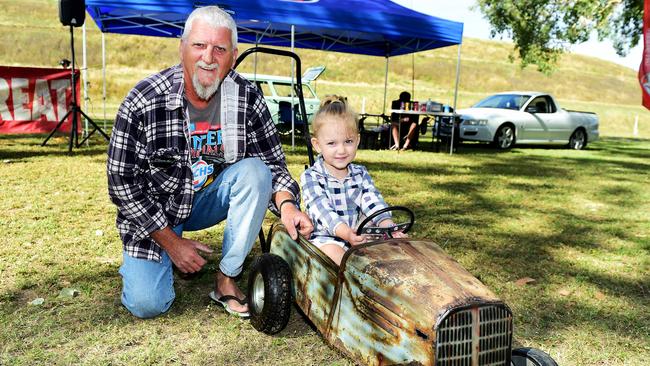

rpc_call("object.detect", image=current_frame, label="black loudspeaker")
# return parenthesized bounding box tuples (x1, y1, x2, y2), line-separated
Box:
(59, 0, 85, 27)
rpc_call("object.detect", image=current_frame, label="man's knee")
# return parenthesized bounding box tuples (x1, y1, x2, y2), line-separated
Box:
(119, 252, 175, 319)
(122, 290, 174, 319)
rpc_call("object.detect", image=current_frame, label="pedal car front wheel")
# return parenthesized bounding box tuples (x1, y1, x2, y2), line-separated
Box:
(247, 253, 292, 334)
(511, 347, 558, 366)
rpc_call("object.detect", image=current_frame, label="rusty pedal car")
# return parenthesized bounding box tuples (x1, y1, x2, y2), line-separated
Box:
(247, 207, 559, 366)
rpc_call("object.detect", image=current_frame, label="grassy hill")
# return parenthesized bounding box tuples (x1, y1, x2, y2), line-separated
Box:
(1, 0, 647, 137)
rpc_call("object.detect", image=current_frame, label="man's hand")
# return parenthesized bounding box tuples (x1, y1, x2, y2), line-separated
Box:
(280, 204, 313, 240)
(166, 238, 213, 273)
(151, 227, 213, 273)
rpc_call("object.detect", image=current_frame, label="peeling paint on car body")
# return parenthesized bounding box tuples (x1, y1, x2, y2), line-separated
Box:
(269, 225, 512, 365)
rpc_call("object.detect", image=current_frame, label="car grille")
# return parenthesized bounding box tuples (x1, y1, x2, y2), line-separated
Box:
(435, 304, 512, 366)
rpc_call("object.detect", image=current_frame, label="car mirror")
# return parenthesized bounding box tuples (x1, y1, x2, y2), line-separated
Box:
(525, 106, 537, 113)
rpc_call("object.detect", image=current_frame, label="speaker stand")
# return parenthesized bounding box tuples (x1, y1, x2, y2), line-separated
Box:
(42, 24, 109, 152)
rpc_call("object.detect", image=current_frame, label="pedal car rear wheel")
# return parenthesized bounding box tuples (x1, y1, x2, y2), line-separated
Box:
(247, 253, 292, 334)
(511, 347, 558, 366)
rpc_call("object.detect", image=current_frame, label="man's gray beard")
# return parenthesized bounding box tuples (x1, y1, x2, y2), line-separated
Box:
(192, 72, 220, 100)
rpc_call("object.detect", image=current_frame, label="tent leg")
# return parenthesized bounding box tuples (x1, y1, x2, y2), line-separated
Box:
(383, 56, 390, 149)
(452, 44, 461, 112)
(102, 32, 107, 131)
(411, 52, 415, 99)
(82, 23, 89, 142)
(382, 57, 389, 113)
(450, 44, 462, 155)
(290, 24, 295, 150)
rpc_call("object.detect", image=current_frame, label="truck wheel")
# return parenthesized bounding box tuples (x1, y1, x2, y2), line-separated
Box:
(247, 253, 292, 334)
(494, 124, 516, 150)
(511, 347, 558, 366)
(568, 129, 587, 150)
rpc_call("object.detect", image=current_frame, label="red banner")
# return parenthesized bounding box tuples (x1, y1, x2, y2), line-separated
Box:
(639, 0, 650, 109)
(0, 66, 80, 134)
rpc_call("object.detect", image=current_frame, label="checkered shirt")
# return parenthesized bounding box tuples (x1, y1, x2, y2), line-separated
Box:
(107, 65, 298, 262)
(300, 156, 391, 242)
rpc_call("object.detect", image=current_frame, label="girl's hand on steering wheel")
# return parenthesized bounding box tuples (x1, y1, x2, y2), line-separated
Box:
(379, 219, 408, 238)
(391, 231, 408, 238)
(347, 232, 367, 246)
(337, 224, 367, 246)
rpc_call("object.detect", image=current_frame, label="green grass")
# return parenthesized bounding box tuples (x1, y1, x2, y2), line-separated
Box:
(0, 133, 648, 365)
(1, 1, 649, 364)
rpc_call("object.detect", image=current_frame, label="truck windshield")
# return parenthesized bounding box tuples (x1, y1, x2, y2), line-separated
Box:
(473, 94, 530, 110)
(274, 83, 316, 99)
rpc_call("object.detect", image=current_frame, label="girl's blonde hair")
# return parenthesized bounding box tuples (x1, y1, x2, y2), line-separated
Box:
(312, 95, 358, 137)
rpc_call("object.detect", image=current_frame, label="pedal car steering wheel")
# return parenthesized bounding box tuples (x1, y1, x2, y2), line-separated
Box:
(356, 206, 415, 239)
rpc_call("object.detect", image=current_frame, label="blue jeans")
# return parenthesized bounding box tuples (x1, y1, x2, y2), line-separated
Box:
(119, 158, 272, 318)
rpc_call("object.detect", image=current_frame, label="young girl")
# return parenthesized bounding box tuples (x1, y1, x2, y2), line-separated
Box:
(300, 96, 406, 265)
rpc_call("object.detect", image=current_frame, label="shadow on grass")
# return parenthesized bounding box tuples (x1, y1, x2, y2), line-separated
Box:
(412, 208, 649, 343)
(0, 134, 108, 160)
(588, 136, 650, 159)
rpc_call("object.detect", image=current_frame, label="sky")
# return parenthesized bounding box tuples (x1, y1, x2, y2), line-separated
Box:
(392, 0, 642, 70)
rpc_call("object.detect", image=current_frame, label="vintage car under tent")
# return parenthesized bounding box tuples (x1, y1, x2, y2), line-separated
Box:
(83, 0, 464, 149)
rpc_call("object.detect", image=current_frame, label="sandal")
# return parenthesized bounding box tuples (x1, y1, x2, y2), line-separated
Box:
(209, 290, 250, 318)
(389, 144, 398, 150)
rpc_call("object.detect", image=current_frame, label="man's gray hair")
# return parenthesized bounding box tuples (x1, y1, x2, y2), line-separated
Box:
(181, 6, 238, 49)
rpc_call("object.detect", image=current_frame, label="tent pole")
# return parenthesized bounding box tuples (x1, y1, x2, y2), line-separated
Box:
(411, 52, 415, 99)
(382, 57, 389, 113)
(291, 24, 295, 150)
(383, 56, 390, 149)
(82, 23, 89, 141)
(450, 43, 462, 155)
(102, 32, 107, 130)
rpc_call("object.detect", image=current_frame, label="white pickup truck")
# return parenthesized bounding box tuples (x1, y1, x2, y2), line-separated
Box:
(457, 91, 599, 150)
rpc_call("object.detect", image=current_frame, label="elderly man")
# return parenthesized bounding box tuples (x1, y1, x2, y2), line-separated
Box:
(107, 6, 312, 319)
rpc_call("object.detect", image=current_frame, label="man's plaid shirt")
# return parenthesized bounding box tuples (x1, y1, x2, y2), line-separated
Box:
(107, 65, 298, 262)
(300, 156, 390, 242)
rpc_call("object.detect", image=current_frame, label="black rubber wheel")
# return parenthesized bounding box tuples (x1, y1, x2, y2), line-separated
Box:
(247, 253, 292, 334)
(568, 128, 587, 150)
(493, 124, 516, 150)
(511, 347, 558, 366)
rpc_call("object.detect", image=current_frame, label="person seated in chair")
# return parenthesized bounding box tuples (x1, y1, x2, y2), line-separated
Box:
(390, 91, 419, 150)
